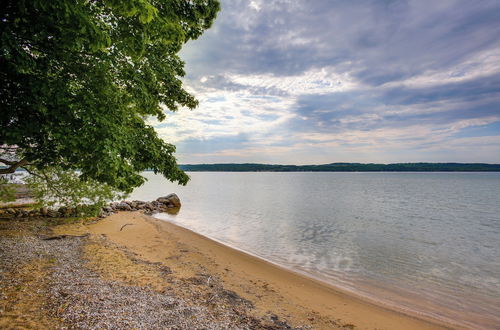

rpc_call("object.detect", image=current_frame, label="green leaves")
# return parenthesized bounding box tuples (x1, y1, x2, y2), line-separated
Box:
(105, 0, 158, 23)
(25, 166, 126, 216)
(1, 0, 219, 193)
(0, 177, 16, 202)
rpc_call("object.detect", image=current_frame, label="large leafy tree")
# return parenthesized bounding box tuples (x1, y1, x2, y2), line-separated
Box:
(0, 0, 220, 193)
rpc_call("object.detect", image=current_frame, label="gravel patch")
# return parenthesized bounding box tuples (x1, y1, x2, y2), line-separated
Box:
(0, 222, 298, 329)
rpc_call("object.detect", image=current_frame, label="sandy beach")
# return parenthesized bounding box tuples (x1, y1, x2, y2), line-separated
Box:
(0, 210, 460, 329)
(49, 211, 452, 329)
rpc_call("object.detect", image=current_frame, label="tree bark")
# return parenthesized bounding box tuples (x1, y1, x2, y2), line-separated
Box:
(0, 158, 29, 174)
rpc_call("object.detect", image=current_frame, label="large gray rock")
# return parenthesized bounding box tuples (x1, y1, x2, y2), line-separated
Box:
(116, 202, 132, 211)
(157, 193, 181, 208)
(40, 207, 48, 216)
(47, 209, 59, 218)
(102, 206, 113, 213)
(58, 206, 75, 217)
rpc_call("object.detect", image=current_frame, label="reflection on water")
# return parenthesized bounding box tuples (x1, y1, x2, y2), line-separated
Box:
(131, 172, 500, 329)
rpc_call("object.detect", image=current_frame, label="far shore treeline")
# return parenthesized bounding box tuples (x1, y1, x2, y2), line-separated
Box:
(3, 163, 500, 174)
(177, 163, 500, 172)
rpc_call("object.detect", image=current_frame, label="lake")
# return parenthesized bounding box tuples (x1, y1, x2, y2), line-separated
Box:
(130, 172, 500, 329)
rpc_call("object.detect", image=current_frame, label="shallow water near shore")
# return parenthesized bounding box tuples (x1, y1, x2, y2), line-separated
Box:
(130, 172, 500, 329)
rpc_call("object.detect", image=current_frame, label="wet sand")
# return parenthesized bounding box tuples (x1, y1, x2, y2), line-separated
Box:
(57, 211, 456, 329)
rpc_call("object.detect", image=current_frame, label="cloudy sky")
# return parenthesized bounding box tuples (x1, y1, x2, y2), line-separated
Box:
(155, 0, 500, 164)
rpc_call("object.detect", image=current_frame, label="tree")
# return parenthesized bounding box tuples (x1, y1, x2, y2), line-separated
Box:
(0, 176, 16, 202)
(0, 0, 220, 193)
(25, 166, 126, 216)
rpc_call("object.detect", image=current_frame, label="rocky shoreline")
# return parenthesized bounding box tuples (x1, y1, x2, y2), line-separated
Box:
(0, 193, 182, 219)
(101, 193, 182, 217)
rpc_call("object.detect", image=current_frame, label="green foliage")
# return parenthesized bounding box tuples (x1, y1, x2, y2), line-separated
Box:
(0, 177, 16, 202)
(25, 167, 126, 216)
(1, 0, 220, 193)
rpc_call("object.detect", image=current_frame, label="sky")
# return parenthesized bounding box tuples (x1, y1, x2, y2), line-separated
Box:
(153, 0, 500, 164)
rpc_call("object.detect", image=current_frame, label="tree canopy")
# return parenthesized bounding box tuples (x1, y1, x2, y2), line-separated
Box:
(0, 0, 220, 193)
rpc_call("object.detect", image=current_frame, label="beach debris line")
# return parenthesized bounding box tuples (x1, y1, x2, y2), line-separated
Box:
(39, 234, 90, 240)
(0, 193, 182, 219)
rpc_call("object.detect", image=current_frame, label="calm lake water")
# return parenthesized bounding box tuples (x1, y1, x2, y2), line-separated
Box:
(130, 172, 500, 329)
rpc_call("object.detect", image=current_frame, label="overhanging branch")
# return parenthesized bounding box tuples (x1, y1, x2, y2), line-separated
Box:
(0, 158, 17, 166)
(0, 158, 29, 174)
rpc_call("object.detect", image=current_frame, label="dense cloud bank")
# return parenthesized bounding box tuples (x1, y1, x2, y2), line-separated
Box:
(157, 0, 500, 163)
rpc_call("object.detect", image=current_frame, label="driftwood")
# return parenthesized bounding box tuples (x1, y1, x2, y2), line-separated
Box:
(39, 233, 89, 240)
(120, 223, 135, 231)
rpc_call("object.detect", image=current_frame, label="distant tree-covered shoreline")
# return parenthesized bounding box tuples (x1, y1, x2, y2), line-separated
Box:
(4, 163, 500, 174)
(178, 163, 500, 172)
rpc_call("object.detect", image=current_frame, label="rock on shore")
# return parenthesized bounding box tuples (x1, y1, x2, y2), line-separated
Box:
(0, 194, 182, 219)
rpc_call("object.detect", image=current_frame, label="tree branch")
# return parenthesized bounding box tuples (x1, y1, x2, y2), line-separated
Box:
(0, 158, 29, 174)
(23, 166, 66, 198)
(0, 158, 17, 166)
(22, 166, 44, 180)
